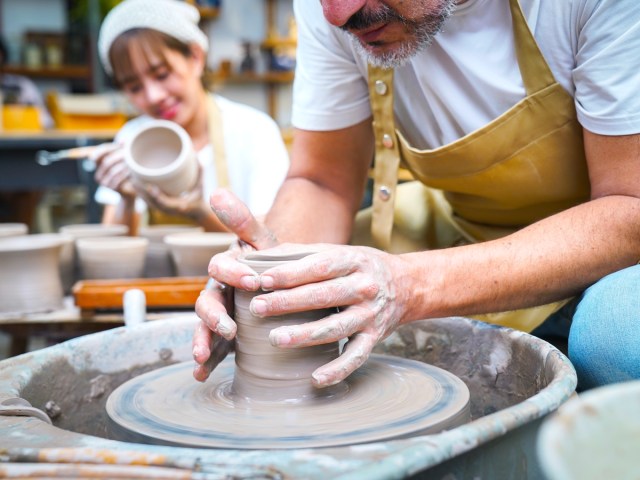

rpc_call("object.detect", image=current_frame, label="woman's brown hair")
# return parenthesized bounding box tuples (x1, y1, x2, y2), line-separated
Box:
(108, 28, 194, 87)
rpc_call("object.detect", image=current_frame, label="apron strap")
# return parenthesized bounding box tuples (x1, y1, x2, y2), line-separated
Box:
(509, 0, 556, 95)
(206, 95, 230, 189)
(367, 67, 402, 251)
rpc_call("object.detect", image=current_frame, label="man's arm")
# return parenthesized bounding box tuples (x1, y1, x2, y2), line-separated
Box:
(246, 129, 640, 387)
(400, 129, 640, 321)
(265, 118, 375, 244)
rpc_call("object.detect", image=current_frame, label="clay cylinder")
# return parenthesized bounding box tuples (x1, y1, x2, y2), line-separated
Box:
(232, 251, 342, 402)
(124, 120, 198, 196)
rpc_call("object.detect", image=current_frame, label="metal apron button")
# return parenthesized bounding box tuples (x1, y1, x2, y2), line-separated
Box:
(382, 134, 394, 149)
(379, 186, 392, 201)
(374, 80, 388, 96)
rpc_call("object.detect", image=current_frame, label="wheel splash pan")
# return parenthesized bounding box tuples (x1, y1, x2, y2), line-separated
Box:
(0, 315, 576, 479)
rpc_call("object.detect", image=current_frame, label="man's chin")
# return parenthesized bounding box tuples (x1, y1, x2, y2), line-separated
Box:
(351, 37, 416, 69)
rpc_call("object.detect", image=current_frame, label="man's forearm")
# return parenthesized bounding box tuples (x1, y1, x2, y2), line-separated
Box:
(266, 176, 358, 244)
(401, 195, 640, 322)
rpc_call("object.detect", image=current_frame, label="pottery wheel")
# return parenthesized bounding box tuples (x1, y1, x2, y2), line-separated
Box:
(106, 354, 470, 449)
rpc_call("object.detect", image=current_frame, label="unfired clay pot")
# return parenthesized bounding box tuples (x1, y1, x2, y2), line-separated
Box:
(139, 225, 204, 278)
(164, 232, 236, 277)
(59, 224, 129, 286)
(0, 235, 64, 314)
(0, 223, 28, 238)
(124, 120, 198, 196)
(76, 236, 149, 280)
(28, 233, 75, 295)
(59, 224, 129, 238)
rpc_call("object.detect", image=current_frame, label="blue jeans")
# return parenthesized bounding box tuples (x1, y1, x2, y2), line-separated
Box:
(533, 264, 640, 391)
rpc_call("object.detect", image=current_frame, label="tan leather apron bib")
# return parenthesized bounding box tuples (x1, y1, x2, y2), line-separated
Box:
(353, 0, 590, 331)
(148, 95, 230, 225)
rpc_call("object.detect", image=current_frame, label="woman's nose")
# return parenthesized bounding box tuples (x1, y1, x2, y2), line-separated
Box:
(143, 80, 167, 104)
(321, 0, 368, 27)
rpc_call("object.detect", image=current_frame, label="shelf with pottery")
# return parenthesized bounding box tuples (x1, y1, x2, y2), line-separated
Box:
(1, 64, 91, 80)
(207, 70, 294, 85)
(182, 0, 221, 20)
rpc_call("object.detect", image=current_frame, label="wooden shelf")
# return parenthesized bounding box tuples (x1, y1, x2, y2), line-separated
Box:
(196, 5, 220, 19)
(207, 70, 294, 85)
(261, 37, 297, 50)
(2, 64, 91, 80)
(183, 1, 220, 19)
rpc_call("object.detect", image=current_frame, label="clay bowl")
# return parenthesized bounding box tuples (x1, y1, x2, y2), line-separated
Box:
(59, 224, 129, 285)
(537, 379, 640, 480)
(164, 232, 237, 276)
(0, 234, 64, 314)
(139, 225, 204, 278)
(0, 222, 28, 238)
(59, 223, 129, 238)
(76, 236, 149, 280)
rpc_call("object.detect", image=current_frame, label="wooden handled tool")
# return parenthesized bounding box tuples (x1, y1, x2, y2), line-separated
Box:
(35, 145, 99, 166)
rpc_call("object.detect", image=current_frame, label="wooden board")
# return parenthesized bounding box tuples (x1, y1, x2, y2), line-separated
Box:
(72, 277, 209, 310)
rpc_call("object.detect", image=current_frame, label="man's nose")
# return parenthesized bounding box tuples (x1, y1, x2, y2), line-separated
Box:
(321, 0, 368, 27)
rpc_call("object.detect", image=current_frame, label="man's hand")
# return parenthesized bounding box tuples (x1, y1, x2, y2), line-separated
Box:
(242, 243, 411, 387)
(192, 189, 279, 381)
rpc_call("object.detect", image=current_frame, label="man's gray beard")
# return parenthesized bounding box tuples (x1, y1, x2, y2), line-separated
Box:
(348, 1, 456, 69)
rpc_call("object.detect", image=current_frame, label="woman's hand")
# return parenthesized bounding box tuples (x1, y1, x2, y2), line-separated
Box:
(91, 142, 136, 200)
(136, 166, 209, 221)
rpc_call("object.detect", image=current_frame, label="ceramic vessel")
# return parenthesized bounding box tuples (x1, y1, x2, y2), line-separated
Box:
(76, 236, 149, 280)
(28, 233, 75, 295)
(0, 235, 64, 314)
(59, 223, 129, 286)
(124, 120, 198, 196)
(0, 223, 28, 238)
(234, 251, 340, 401)
(138, 225, 204, 278)
(537, 379, 640, 480)
(164, 232, 236, 276)
(59, 223, 129, 238)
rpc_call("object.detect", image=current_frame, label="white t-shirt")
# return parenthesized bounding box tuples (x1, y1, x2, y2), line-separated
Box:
(292, 0, 640, 149)
(96, 94, 289, 216)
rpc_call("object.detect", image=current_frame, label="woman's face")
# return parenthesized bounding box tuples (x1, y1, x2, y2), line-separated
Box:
(118, 42, 205, 127)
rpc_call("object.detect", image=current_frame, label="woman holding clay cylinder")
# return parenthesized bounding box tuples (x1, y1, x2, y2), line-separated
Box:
(91, 0, 289, 235)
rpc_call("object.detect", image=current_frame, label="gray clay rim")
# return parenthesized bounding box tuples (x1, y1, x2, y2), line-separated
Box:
(239, 251, 318, 274)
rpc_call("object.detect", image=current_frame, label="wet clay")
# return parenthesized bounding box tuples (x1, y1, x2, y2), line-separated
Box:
(106, 252, 471, 449)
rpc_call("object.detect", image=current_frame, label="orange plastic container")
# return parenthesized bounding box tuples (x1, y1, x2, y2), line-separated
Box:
(1, 105, 43, 131)
(47, 92, 128, 131)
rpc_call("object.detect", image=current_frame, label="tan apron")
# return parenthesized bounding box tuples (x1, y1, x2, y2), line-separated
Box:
(148, 95, 230, 225)
(352, 0, 590, 331)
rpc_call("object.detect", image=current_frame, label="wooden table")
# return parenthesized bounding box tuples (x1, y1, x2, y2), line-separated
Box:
(0, 297, 195, 358)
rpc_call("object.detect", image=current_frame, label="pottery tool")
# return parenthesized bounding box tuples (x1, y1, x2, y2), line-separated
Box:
(35, 145, 98, 166)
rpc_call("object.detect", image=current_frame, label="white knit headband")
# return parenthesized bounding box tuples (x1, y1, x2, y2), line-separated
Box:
(98, 0, 209, 75)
